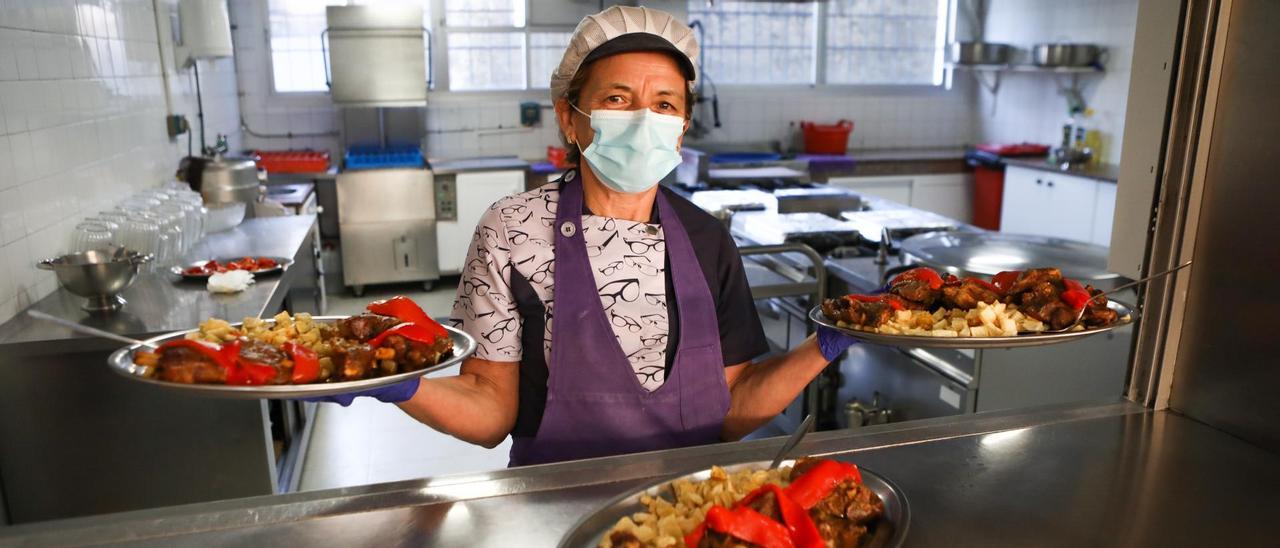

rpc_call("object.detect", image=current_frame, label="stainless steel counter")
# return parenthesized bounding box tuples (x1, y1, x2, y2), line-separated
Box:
(2, 402, 1274, 546)
(0, 215, 321, 524)
(0, 215, 319, 354)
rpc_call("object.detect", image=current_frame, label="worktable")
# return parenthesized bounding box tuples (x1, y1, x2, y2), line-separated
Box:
(0, 215, 321, 524)
(2, 402, 1273, 546)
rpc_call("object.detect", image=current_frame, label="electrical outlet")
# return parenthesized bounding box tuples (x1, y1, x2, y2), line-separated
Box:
(520, 102, 541, 127)
(166, 114, 190, 138)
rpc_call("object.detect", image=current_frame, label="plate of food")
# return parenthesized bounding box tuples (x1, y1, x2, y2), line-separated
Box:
(172, 256, 293, 279)
(812, 266, 1135, 349)
(106, 296, 476, 398)
(561, 457, 906, 548)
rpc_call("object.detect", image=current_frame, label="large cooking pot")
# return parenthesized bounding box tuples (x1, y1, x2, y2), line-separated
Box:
(947, 41, 1013, 65)
(181, 154, 265, 217)
(1032, 43, 1102, 67)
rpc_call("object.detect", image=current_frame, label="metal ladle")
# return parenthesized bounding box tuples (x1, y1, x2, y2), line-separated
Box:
(26, 310, 157, 349)
(1048, 261, 1193, 333)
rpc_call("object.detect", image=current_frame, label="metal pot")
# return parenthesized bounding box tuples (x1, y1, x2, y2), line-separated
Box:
(1032, 43, 1102, 67)
(190, 154, 265, 217)
(947, 41, 1013, 65)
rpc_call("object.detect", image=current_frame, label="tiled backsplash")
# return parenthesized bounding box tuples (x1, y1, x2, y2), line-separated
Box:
(0, 0, 241, 324)
(976, 0, 1139, 164)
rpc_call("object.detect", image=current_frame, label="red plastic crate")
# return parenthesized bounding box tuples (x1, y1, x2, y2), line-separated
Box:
(800, 120, 854, 155)
(254, 150, 330, 173)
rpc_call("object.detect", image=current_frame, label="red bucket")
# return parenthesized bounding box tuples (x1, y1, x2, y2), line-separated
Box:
(800, 120, 854, 155)
(547, 146, 569, 169)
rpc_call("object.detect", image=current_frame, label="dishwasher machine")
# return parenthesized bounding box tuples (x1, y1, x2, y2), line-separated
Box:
(336, 168, 440, 295)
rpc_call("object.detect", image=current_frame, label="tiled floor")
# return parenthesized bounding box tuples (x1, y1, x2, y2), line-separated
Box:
(299, 280, 513, 492)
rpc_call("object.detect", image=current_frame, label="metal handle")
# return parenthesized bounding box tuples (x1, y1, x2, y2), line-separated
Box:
(26, 310, 155, 349)
(770, 414, 816, 469)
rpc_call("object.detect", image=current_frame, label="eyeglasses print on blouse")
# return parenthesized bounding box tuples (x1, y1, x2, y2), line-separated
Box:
(598, 278, 640, 310)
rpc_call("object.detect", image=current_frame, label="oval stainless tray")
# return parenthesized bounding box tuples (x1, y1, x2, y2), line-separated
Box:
(809, 300, 1135, 349)
(559, 458, 908, 548)
(106, 316, 476, 399)
(170, 256, 294, 280)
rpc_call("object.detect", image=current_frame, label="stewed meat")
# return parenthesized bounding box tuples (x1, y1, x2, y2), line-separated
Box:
(336, 313, 402, 342)
(940, 278, 1002, 309)
(238, 339, 291, 384)
(889, 279, 939, 306)
(155, 345, 226, 384)
(822, 297, 894, 328)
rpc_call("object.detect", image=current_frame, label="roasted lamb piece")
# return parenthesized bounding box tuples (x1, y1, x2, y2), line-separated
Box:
(822, 296, 895, 328)
(940, 278, 1002, 309)
(155, 345, 226, 384)
(791, 458, 884, 548)
(328, 338, 376, 380)
(1081, 285, 1118, 327)
(155, 339, 291, 384)
(1004, 267, 1063, 296)
(378, 332, 454, 369)
(336, 313, 402, 342)
(888, 279, 939, 306)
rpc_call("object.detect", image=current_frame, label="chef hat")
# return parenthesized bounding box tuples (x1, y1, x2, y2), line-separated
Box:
(550, 6, 699, 101)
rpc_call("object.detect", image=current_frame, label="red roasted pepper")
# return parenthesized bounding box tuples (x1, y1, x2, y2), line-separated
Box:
(367, 296, 434, 327)
(784, 460, 864, 509)
(367, 322, 446, 348)
(701, 506, 795, 548)
(890, 267, 944, 290)
(992, 270, 1022, 293)
(963, 277, 1002, 294)
(219, 339, 279, 385)
(848, 294, 905, 311)
(1060, 279, 1091, 311)
(284, 341, 320, 384)
(737, 485, 824, 548)
(1063, 278, 1085, 293)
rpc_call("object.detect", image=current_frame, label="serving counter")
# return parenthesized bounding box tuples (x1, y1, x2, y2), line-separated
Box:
(0, 215, 321, 525)
(1, 402, 1273, 546)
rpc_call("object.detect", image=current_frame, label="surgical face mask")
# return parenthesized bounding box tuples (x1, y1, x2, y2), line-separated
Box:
(572, 104, 684, 194)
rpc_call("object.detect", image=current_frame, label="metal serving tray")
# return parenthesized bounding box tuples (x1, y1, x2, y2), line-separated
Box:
(560, 458, 909, 548)
(809, 301, 1135, 349)
(105, 316, 476, 399)
(171, 257, 294, 280)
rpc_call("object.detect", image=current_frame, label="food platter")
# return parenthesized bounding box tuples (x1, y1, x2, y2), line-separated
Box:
(106, 316, 476, 399)
(171, 256, 294, 279)
(809, 300, 1136, 349)
(559, 459, 909, 548)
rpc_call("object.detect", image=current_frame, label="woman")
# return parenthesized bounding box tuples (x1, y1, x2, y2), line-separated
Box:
(327, 6, 855, 466)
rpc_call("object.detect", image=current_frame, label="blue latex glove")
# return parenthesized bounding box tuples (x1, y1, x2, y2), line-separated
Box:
(817, 325, 859, 362)
(304, 377, 421, 406)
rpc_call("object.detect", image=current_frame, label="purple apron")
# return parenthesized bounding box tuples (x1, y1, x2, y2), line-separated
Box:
(508, 176, 731, 466)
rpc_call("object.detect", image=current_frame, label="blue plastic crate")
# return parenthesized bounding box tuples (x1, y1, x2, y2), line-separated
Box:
(708, 152, 782, 164)
(344, 145, 424, 170)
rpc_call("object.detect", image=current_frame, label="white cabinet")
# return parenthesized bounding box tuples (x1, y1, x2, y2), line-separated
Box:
(831, 176, 913, 205)
(1000, 166, 1114, 245)
(911, 174, 973, 223)
(829, 173, 973, 222)
(435, 170, 525, 275)
(1091, 182, 1116, 247)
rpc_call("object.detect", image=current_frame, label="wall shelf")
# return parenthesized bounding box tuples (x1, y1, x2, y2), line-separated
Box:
(947, 63, 1105, 74)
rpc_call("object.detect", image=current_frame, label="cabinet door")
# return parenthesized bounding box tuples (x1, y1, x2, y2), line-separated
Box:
(1041, 174, 1098, 243)
(911, 174, 973, 223)
(999, 167, 1048, 236)
(829, 177, 913, 205)
(436, 170, 525, 274)
(1091, 182, 1117, 247)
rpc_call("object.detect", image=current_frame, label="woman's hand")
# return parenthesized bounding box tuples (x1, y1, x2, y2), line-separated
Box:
(303, 378, 421, 406)
(816, 326, 859, 362)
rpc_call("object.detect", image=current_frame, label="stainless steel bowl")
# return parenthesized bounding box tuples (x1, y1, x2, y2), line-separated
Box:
(37, 248, 153, 312)
(1032, 43, 1102, 67)
(947, 41, 1013, 65)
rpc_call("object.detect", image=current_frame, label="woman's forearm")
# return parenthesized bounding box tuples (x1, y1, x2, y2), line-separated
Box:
(394, 358, 519, 448)
(721, 336, 829, 441)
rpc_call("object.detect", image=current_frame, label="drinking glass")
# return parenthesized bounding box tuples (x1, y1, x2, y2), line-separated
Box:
(69, 221, 115, 253)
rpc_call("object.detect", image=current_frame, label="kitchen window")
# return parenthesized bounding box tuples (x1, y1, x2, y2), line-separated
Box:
(267, 0, 567, 93)
(687, 1, 819, 85)
(687, 0, 950, 87)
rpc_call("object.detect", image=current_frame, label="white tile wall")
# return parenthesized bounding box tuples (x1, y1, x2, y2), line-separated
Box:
(976, 0, 1139, 164)
(0, 0, 242, 324)
(227, 0, 977, 161)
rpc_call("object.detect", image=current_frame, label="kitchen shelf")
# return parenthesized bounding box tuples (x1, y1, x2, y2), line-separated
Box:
(947, 63, 1104, 74)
